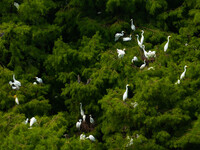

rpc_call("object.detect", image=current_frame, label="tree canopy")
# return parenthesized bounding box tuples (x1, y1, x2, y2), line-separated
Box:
(1, 0, 200, 149)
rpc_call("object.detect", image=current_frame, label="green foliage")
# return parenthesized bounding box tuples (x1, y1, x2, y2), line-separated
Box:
(2, 0, 200, 149)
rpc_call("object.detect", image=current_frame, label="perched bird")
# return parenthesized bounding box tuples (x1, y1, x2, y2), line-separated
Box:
(80, 103, 85, 117)
(140, 60, 146, 70)
(86, 135, 96, 142)
(130, 19, 136, 31)
(76, 119, 82, 130)
(131, 56, 138, 63)
(123, 35, 132, 42)
(126, 136, 133, 147)
(33, 82, 37, 85)
(131, 102, 138, 108)
(147, 67, 155, 70)
(24, 118, 29, 124)
(80, 134, 86, 140)
(83, 114, 86, 122)
(180, 65, 188, 80)
(14, 2, 19, 10)
(14, 95, 19, 105)
(164, 36, 171, 52)
(115, 31, 124, 42)
(136, 34, 142, 48)
(13, 74, 21, 87)
(123, 84, 129, 101)
(35, 77, 43, 84)
(29, 117, 37, 129)
(175, 79, 180, 85)
(117, 48, 126, 58)
(11, 85, 20, 90)
(140, 30, 144, 45)
(89, 114, 94, 124)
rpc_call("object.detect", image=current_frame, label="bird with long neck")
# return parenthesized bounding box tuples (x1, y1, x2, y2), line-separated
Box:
(136, 34, 142, 48)
(180, 65, 188, 80)
(140, 30, 144, 45)
(130, 19, 135, 31)
(117, 48, 126, 58)
(13, 74, 21, 87)
(123, 84, 129, 101)
(115, 31, 124, 41)
(140, 60, 146, 70)
(142, 45, 149, 59)
(164, 36, 171, 52)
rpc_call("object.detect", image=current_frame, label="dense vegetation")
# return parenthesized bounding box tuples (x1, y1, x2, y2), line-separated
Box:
(1, 0, 200, 149)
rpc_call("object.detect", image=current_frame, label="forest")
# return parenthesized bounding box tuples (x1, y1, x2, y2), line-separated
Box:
(1, 0, 200, 149)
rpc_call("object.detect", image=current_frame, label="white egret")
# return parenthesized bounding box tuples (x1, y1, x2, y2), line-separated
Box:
(13, 74, 21, 87)
(35, 77, 43, 84)
(180, 65, 188, 80)
(115, 31, 124, 41)
(123, 84, 129, 101)
(142, 45, 149, 59)
(76, 119, 82, 130)
(14, 2, 19, 10)
(126, 136, 133, 147)
(123, 35, 132, 42)
(140, 60, 146, 70)
(11, 85, 20, 90)
(89, 114, 94, 124)
(33, 82, 37, 85)
(175, 79, 180, 85)
(117, 48, 126, 58)
(80, 134, 86, 140)
(29, 117, 37, 128)
(14, 95, 19, 105)
(130, 19, 136, 31)
(86, 135, 96, 142)
(136, 34, 142, 48)
(131, 56, 138, 63)
(140, 30, 144, 45)
(131, 102, 138, 108)
(24, 118, 29, 124)
(164, 36, 171, 52)
(80, 103, 85, 117)
(148, 67, 155, 70)
(83, 114, 86, 122)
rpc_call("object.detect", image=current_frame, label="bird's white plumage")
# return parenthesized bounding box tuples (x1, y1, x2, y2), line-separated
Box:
(130, 19, 135, 31)
(33, 82, 37, 85)
(80, 134, 86, 140)
(15, 97, 19, 105)
(148, 67, 155, 70)
(136, 34, 142, 48)
(140, 60, 146, 70)
(123, 35, 132, 42)
(131, 102, 138, 108)
(30, 117, 37, 128)
(123, 84, 129, 101)
(24, 118, 29, 124)
(117, 48, 126, 58)
(76, 119, 82, 130)
(14, 2, 19, 10)
(140, 30, 144, 45)
(86, 135, 96, 142)
(180, 65, 188, 80)
(115, 31, 124, 41)
(126, 136, 133, 147)
(89, 114, 94, 124)
(175, 79, 180, 85)
(80, 103, 85, 117)
(164, 36, 171, 52)
(131, 56, 138, 62)
(13, 74, 21, 87)
(35, 77, 43, 84)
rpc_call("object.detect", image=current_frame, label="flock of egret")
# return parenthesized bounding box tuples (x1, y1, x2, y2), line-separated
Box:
(8, 75, 42, 129)
(115, 18, 188, 104)
(76, 103, 95, 142)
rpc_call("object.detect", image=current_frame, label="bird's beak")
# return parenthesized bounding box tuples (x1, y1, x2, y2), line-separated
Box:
(13, 95, 16, 98)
